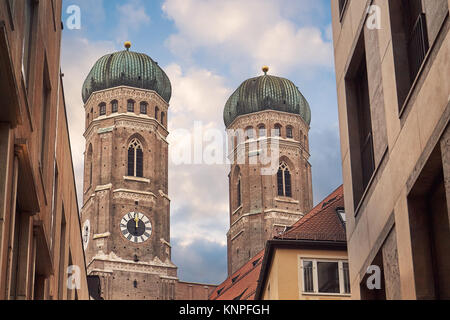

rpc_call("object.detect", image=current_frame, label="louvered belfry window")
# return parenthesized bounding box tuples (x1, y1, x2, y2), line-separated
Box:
(128, 138, 144, 178)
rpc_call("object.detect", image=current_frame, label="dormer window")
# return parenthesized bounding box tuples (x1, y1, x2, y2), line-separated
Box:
(336, 207, 346, 225)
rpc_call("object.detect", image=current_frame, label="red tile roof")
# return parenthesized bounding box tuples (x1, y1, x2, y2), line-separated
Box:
(209, 250, 265, 300)
(277, 185, 346, 242)
(210, 186, 346, 301)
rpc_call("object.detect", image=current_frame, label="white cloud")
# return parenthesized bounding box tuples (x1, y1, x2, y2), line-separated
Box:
(61, 36, 116, 206)
(162, 0, 333, 73)
(165, 64, 232, 247)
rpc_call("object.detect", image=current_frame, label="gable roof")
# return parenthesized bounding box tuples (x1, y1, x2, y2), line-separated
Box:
(277, 185, 346, 242)
(209, 250, 265, 300)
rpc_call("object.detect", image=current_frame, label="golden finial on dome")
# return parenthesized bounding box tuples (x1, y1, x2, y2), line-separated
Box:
(262, 66, 269, 75)
(124, 41, 132, 50)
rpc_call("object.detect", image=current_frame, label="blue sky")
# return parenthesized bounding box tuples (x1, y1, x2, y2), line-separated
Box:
(61, 0, 341, 285)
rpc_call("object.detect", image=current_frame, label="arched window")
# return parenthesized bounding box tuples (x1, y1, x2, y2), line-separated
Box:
(161, 112, 166, 126)
(245, 127, 254, 140)
(237, 175, 242, 207)
(87, 144, 93, 188)
(127, 100, 135, 112)
(111, 100, 118, 113)
(258, 125, 266, 138)
(274, 124, 282, 137)
(286, 126, 293, 139)
(128, 138, 143, 178)
(140, 102, 148, 114)
(277, 162, 292, 197)
(155, 106, 159, 120)
(99, 103, 106, 116)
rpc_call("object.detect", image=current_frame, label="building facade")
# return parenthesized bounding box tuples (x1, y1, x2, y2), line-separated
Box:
(256, 186, 350, 300)
(0, 0, 89, 300)
(81, 44, 216, 300)
(224, 67, 314, 275)
(331, 0, 449, 299)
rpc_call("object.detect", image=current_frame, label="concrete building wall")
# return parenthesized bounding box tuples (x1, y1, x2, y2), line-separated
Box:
(331, 0, 449, 299)
(0, 0, 88, 300)
(261, 248, 349, 300)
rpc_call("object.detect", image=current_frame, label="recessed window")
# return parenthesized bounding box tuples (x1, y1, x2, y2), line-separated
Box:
(99, 103, 106, 116)
(237, 175, 242, 208)
(127, 100, 135, 112)
(277, 162, 292, 198)
(286, 126, 293, 139)
(161, 112, 166, 126)
(302, 259, 351, 295)
(258, 125, 266, 138)
(111, 100, 118, 113)
(140, 102, 148, 115)
(155, 106, 159, 120)
(245, 127, 254, 140)
(273, 124, 282, 137)
(128, 138, 143, 178)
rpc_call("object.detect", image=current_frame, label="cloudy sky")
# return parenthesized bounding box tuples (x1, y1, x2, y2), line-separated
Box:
(61, 0, 341, 285)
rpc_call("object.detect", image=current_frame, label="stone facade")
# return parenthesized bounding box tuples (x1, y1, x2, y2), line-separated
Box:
(0, 0, 89, 300)
(226, 110, 313, 275)
(331, 0, 450, 299)
(81, 86, 216, 299)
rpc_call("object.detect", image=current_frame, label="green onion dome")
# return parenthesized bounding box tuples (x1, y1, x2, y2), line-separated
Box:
(224, 67, 311, 127)
(82, 42, 171, 103)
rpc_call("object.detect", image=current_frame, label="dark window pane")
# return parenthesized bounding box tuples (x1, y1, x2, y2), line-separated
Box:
(303, 261, 314, 293)
(128, 148, 134, 176)
(99, 104, 106, 116)
(136, 148, 143, 178)
(317, 262, 340, 294)
(285, 170, 292, 197)
(237, 179, 241, 207)
(287, 127, 293, 139)
(127, 101, 135, 112)
(343, 262, 351, 294)
(140, 103, 147, 114)
(112, 101, 118, 113)
(277, 170, 284, 196)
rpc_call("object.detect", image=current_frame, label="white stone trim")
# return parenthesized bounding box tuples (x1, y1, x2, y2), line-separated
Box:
(124, 176, 150, 184)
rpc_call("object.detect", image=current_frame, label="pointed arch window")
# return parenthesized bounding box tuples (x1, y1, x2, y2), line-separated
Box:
(277, 162, 292, 197)
(237, 175, 242, 208)
(87, 144, 93, 188)
(128, 138, 144, 178)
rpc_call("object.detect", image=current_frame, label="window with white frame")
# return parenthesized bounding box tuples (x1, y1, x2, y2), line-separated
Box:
(301, 259, 351, 295)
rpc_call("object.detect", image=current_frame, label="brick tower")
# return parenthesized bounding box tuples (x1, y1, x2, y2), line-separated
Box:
(224, 67, 314, 275)
(80, 42, 177, 300)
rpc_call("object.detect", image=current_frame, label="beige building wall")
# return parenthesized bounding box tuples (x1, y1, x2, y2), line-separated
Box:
(0, 0, 88, 300)
(261, 248, 349, 300)
(331, 0, 449, 299)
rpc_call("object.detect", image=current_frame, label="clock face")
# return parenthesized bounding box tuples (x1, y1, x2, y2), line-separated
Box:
(120, 212, 152, 244)
(82, 220, 90, 250)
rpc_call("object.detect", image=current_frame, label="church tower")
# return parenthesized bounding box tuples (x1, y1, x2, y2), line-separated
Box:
(224, 67, 314, 275)
(80, 43, 177, 300)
